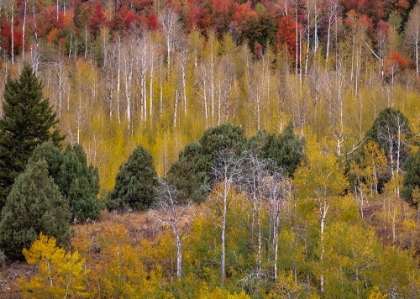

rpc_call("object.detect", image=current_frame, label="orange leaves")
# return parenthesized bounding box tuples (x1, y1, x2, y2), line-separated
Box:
(388, 51, 411, 69)
(276, 15, 301, 62)
(46, 28, 58, 43)
(384, 51, 412, 77)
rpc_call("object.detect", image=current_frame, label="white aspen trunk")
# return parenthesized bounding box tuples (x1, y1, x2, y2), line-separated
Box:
(396, 122, 402, 198)
(273, 199, 279, 280)
(22, 0, 26, 60)
(11, 0, 14, 64)
(143, 70, 147, 122)
(175, 230, 182, 278)
(77, 91, 82, 144)
(202, 65, 208, 125)
(305, 5, 310, 76)
(256, 90, 261, 131)
(140, 70, 145, 121)
(109, 69, 114, 118)
(257, 196, 262, 278)
(56, 0, 59, 20)
(179, 49, 188, 116)
(149, 52, 154, 119)
(416, 38, 419, 76)
(123, 53, 133, 122)
(314, 1, 318, 53)
(221, 173, 227, 288)
(299, 28, 303, 83)
(117, 39, 121, 123)
(210, 40, 215, 120)
(351, 33, 355, 83)
(319, 192, 329, 294)
(217, 79, 221, 126)
(326, 18, 331, 61)
(160, 61, 163, 117)
(173, 89, 179, 128)
(84, 26, 88, 60)
(295, 2, 298, 76)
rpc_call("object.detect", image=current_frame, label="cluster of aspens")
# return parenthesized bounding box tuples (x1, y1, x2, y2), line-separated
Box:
(0, 66, 420, 298)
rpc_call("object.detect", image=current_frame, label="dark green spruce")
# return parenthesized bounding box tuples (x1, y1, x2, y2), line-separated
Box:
(108, 145, 158, 211)
(0, 65, 64, 210)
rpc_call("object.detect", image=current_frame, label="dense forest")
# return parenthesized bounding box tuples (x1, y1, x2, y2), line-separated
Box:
(0, 0, 420, 297)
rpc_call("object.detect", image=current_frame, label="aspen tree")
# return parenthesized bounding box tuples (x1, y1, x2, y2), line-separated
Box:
(152, 180, 187, 278)
(405, 4, 420, 76)
(293, 137, 348, 293)
(210, 149, 244, 288)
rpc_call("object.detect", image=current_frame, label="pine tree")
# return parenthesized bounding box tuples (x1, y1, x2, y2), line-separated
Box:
(402, 150, 420, 207)
(57, 144, 100, 222)
(260, 122, 304, 176)
(29, 143, 100, 222)
(108, 145, 158, 211)
(0, 65, 64, 210)
(28, 141, 64, 179)
(0, 160, 71, 260)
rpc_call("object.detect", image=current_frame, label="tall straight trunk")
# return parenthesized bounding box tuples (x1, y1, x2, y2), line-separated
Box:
(175, 230, 182, 278)
(221, 174, 227, 288)
(173, 89, 179, 128)
(84, 26, 88, 60)
(273, 199, 280, 280)
(160, 60, 163, 117)
(416, 41, 419, 76)
(210, 37, 215, 120)
(201, 65, 208, 125)
(319, 194, 328, 294)
(11, 0, 14, 64)
(180, 50, 188, 116)
(22, 0, 26, 60)
(32, 0, 39, 73)
(116, 38, 121, 123)
(149, 52, 154, 119)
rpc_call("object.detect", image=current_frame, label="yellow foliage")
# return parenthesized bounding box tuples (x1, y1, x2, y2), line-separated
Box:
(90, 244, 174, 298)
(368, 287, 388, 299)
(199, 285, 250, 299)
(18, 233, 89, 299)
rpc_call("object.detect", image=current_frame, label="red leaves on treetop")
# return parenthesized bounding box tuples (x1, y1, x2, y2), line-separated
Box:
(389, 51, 411, 69)
(88, 3, 107, 37)
(146, 14, 160, 31)
(111, 5, 139, 34)
(0, 20, 24, 56)
(276, 15, 301, 61)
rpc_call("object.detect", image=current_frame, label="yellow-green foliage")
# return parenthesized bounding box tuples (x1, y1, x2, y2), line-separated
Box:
(18, 233, 89, 299)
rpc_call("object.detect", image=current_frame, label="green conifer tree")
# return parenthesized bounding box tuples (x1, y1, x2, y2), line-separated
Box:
(56, 144, 100, 222)
(402, 150, 420, 207)
(28, 142, 100, 222)
(260, 122, 304, 176)
(0, 65, 64, 210)
(108, 145, 158, 211)
(0, 160, 71, 260)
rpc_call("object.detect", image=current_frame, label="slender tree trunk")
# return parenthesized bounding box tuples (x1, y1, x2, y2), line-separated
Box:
(22, 0, 26, 60)
(11, 0, 14, 64)
(149, 52, 154, 119)
(173, 89, 179, 128)
(117, 38, 121, 123)
(221, 174, 227, 288)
